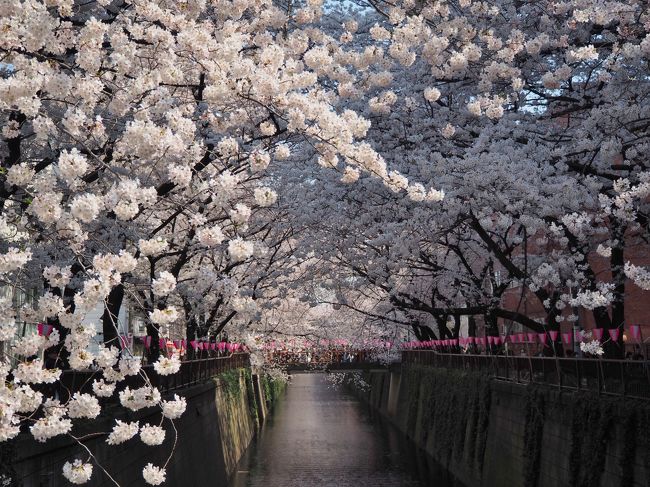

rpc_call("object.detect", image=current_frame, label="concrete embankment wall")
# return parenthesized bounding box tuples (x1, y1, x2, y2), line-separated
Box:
(355, 365, 649, 487)
(11, 369, 285, 487)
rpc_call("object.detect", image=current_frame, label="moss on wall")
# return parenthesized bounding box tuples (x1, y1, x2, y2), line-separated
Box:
(567, 391, 650, 487)
(260, 374, 285, 410)
(219, 369, 243, 399)
(523, 388, 545, 487)
(400, 365, 492, 476)
(384, 366, 649, 487)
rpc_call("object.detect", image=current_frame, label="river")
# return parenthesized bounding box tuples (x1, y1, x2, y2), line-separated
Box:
(229, 373, 463, 487)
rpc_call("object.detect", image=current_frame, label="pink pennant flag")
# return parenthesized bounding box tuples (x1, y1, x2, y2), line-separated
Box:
(608, 328, 620, 342)
(527, 333, 537, 343)
(211, 343, 217, 351)
(452, 339, 458, 346)
(38, 323, 54, 336)
(549, 330, 559, 342)
(592, 328, 604, 341)
(159, 338, 166, 349)
(174, 340, 181, 349)
(562, 332, 572, 345)
(488, 336, 494, 345)
(190, 340, 198, 350)
(517, 333, 525, 343)
(538, 333, 548, 346)
(479, 337, 486, 347)
(467, 337, 475, 344)
(198, 342, 205, 350)
(630, 325, 641, 341)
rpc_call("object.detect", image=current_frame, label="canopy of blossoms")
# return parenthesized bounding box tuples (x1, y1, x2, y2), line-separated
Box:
(1, 0, 649, 484)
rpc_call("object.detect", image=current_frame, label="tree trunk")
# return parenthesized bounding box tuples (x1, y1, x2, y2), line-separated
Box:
(146, 323, 160, 363)
(185, 313, 198, 360)
(607, 224, 626, 359)
(101, 284, 124, 347)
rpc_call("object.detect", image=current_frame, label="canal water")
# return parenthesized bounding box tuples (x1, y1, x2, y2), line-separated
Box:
(229, 373, 463, 487)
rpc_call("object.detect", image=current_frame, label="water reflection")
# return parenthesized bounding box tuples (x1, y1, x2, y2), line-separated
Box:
(230, 373, 463, 487)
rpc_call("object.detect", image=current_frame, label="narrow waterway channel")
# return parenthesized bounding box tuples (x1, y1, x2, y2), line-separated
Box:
(230, 373, 463, 487)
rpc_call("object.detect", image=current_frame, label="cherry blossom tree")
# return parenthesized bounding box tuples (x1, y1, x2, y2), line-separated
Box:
(2, 0, 650, 483)
(0, 0, 432, 483)
(281, 0, 650, 354)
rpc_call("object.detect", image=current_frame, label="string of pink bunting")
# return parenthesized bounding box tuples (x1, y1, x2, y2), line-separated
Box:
(393, 324, 645, 351)
(133, 337, 244, 352)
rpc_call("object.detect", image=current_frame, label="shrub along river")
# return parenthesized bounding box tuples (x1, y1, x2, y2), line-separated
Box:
(229, 373, 463, 487)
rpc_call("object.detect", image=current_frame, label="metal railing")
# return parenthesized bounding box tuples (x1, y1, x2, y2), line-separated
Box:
(402, 351, 650, 400)
(50, 353, 250, 402)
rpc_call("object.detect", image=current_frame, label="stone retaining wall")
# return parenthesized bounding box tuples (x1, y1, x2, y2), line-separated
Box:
(354, 366, 649, 487)
(11, 369, 284, 487)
